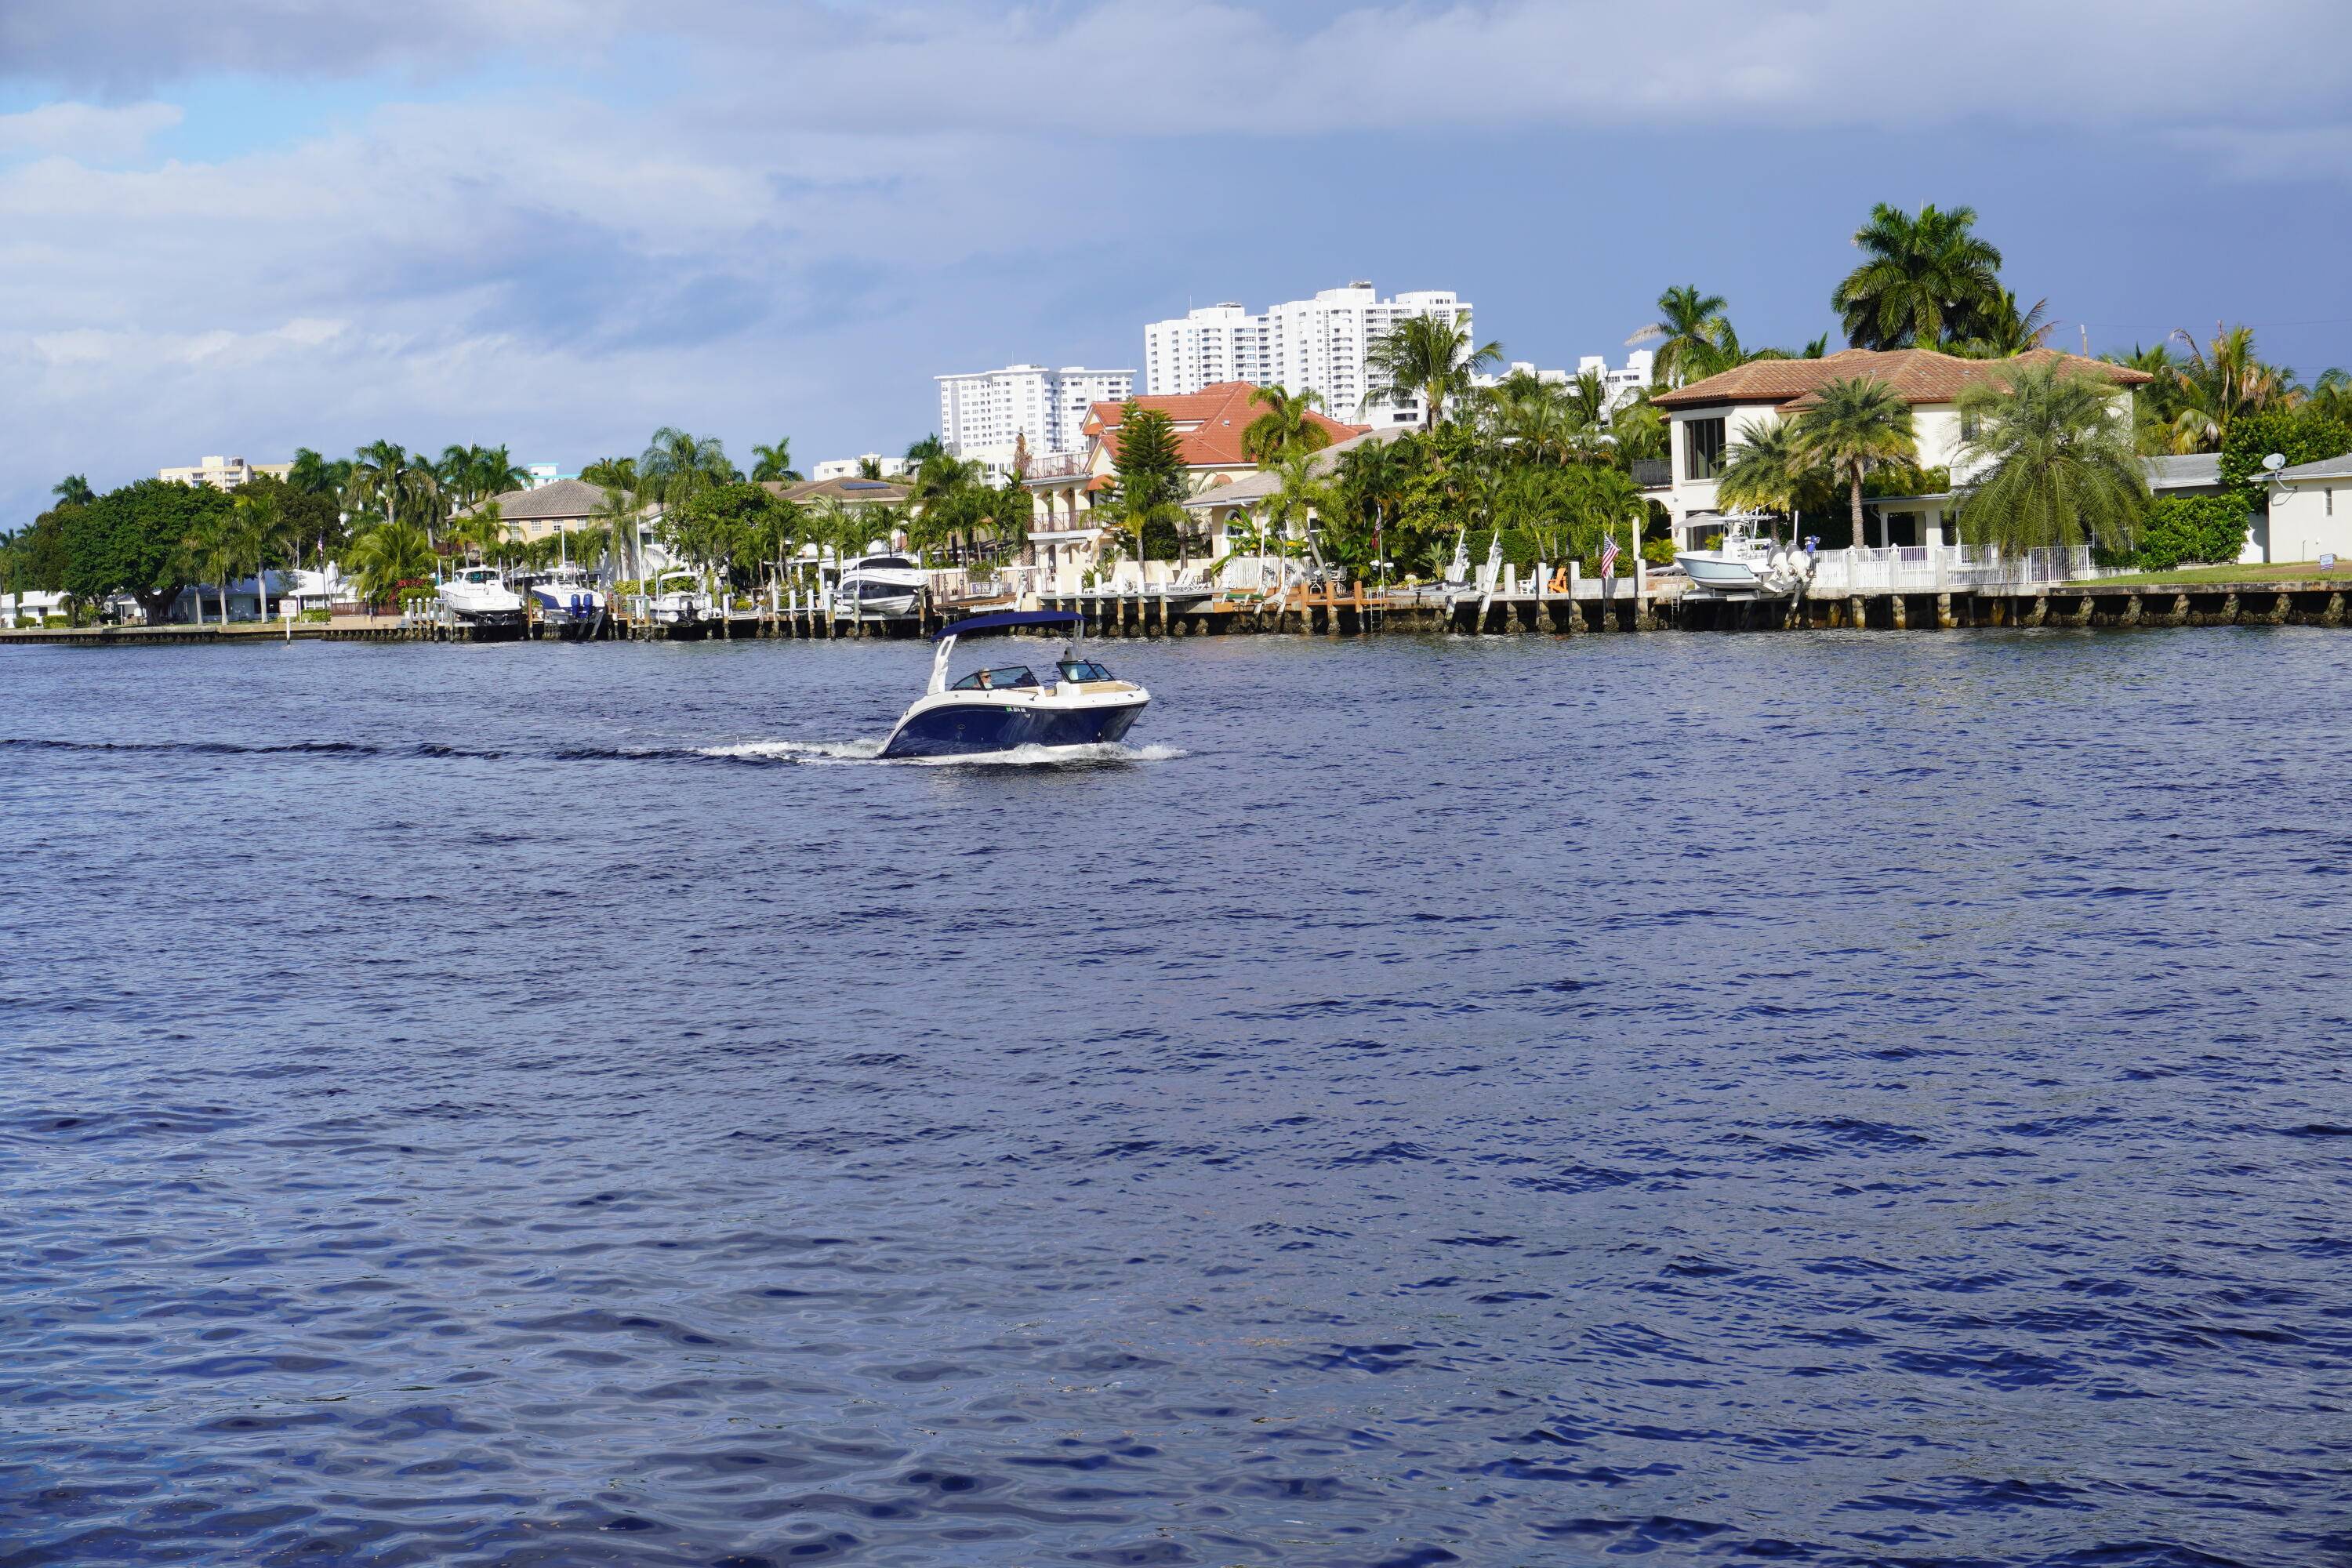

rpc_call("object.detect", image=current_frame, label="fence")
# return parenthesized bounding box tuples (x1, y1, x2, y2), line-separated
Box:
(1805, 544, 2132, 595)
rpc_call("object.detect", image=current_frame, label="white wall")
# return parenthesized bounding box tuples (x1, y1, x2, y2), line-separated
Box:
(2267, 482, 2351, 564)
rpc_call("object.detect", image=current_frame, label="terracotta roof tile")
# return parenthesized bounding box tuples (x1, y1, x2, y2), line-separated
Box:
(1652, 347, 2152, 410)
(1083, 381, 1368, 468)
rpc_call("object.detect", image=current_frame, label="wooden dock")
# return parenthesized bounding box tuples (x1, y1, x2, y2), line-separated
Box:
(5, 578, 2347, 647)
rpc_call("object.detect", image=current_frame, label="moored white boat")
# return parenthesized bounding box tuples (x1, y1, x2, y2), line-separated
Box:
(437, 566, 526, 627)
(1676, 517, 1815, 598)
(833, 554, 925, 621)
(520, 566, 605, 636)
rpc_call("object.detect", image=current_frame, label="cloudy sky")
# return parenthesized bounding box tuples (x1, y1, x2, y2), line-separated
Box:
(5, 0, 2350, 518)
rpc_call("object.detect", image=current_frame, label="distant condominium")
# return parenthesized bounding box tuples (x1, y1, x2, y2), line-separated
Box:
(1144, 283, 1472, 426)
(935, 364, 1136, 473)
(158, 455, 292, 490)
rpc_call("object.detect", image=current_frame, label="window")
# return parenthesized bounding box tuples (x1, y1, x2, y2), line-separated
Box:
(1682, 417, 1726, 481)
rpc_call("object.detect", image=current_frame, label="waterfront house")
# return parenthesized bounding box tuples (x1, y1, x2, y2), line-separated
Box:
(2263, 452, 2352, 565)
(1178, 426, 1409, 577)
(466, 477, 623, 544)
(1025, 382, 1365, 588)
(1651, 349, 2153, 550)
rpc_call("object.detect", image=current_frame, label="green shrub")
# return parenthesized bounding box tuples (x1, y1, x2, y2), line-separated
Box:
(298, 608, 332, 623)
(2220, 408, 2352, 492)
(2134, 494, 2253, 571)
(42, 615, 69, 627)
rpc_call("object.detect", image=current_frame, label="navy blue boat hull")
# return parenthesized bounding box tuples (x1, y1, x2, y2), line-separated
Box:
(880, 699, 1145, 759)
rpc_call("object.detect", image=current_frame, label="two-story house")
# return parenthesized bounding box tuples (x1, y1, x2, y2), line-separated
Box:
(1651, 348, 2152, 550)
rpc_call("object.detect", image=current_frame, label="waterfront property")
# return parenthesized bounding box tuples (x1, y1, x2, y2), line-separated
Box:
(2263, 451, 2352, 564)
(466, 477, 627, 544)
(1023, 381, 1366, 589)
(1652, 348, 2154, 550)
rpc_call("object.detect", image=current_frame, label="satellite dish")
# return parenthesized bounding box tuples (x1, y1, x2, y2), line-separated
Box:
(2263, 452, 2288, 472)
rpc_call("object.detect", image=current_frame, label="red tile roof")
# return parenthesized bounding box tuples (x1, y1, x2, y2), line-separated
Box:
(1652, 347, 2153, 410)
(1083, 381, 1368, 468)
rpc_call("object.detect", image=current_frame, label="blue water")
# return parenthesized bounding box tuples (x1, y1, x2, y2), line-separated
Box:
(3, 630, 2350, 1568)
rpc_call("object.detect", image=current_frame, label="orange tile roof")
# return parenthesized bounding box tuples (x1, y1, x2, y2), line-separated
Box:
(1083, 381, 1368, 468)
(1652, 347, 2153, 410)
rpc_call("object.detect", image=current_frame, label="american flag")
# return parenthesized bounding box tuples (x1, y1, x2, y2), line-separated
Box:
(1599, 529, 1619, 581)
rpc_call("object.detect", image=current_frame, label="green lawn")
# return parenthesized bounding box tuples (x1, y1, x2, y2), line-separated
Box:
(2087, 561, 2347, 588)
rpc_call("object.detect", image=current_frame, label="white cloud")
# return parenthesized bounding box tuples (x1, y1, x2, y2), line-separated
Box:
(0, 100, 180, 159)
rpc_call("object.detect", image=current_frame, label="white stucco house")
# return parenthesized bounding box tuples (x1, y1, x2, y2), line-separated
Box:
(2263, 452, 2352, 565)
(1650, 348, 2154, 550)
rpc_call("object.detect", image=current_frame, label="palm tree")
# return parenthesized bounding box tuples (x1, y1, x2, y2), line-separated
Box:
(472, 445, 528, 502)
(175, 509, 235, 625)
(750, 440, 801, 484)
(1715, 419, 1815, 521)
(855, 456, 884, 481)
(346, 518, 437, 609)
(286, 447, 346, 497)
(579, 456, 638, 490)
(639, 427, 733, 510)
(227, 488, 293, 619)
(2310, 368, 2352, 426)
(1954, 359, 2149, 555)
(1950, 290, 2058, 359)
(51, 475, 96, 508)
(2166, 323, 2296, 449)
(1831, 202, 2005, 350)
(590, 485, 644, 584)
(1365, 311, 1502, 430)
(1241, 385, 1333, 464)
(1628, 285, 1734, 388)
(902, 434, 947, 465)
(348, 440, 418, 544)
(1792, 377, 1918, 546)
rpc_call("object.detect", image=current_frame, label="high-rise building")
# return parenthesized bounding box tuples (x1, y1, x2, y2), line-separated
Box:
(1143, 283, 1473, 426)
(935, 364, 1136, 475)
(158, 455, 292, 491)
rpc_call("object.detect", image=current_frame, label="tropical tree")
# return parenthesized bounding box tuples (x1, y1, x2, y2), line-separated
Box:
(285, 447, 349, 498)
(590, 485, 644, 583)
(176, 507, 236, 625)
(639, 427, 734, 511)
(1628, 285, 1735, 388)
(750, 439, 802, 484)
(1792, 376, 1918, 545)
(1950, 290, 2058, 359)
(52, 475, 96, 508)
(225, 487, 296, 619)
(1365, 310, 1503, 430)
(2162, 323, 2299, 450)
(1715, 419, 1817, 521)
(855, 456, 884, 481)
(1831, 202, 2005, 349)
(1108, 402, 1189, 567)
(579, 456, 638, 490)
(1241, 385, 1333, 464)
(347, 441, 439, 546)
(2308, 368, 2352, 426)
(903, 434, 948, 465)
(346, 519, 437, 609)
(1953, 359, 2148, 555)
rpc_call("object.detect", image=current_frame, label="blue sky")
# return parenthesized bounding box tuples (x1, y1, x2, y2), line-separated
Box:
(5, 0, 2350, 521)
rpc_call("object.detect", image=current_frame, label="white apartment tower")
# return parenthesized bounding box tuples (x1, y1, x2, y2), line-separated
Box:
(1144, 283, 1474, 426)
(935, 364, 1135, 474)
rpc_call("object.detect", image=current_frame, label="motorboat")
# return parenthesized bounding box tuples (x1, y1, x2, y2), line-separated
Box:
(648, 570, 714, 635)
(437, 565, 526, 627)
(520, 565, 605, 637)
(1675, 516, 1816, 598)
(833, 554, 925, 620)
(879, 609, 1149, 759)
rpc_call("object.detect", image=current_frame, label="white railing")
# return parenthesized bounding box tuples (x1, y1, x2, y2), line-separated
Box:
(1805, 544, 2133, 595)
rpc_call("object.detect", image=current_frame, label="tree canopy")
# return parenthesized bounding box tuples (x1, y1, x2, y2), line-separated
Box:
(58, 478, 231, 618)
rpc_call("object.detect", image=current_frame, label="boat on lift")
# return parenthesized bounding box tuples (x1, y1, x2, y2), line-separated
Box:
(437, 565, 527, 630)
(648, 570, 715, 636)
(1675, 516, 1815, 598)
(833, 554, 925, 621)
(519, 564, 605, 637)
(878, 609, 1149, 759)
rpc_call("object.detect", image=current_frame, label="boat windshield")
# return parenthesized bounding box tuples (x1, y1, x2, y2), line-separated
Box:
(1058, 659, 1115, 683)
(950, 666, 1038, 691)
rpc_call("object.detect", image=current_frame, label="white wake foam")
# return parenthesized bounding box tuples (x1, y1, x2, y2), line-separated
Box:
(695, 738, 1185, 768)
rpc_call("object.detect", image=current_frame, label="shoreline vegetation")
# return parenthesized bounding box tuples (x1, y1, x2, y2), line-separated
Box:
(6, 201, 2350, 633)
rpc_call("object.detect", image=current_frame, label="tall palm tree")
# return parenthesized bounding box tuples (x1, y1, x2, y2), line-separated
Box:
(579, 456, 638, 490)
(472, 445, 528, 502)
(1241, 385, 1333, 464)
(750, 440, 801, 484)
(348, 440, 418, 544)
(1628, 285, 1733, 388)
(2310, 368, 2352, 426)
(2166, 323, 2296, 449)
(51, 475, 96, 508)
(639, 427, 733, 510)
(1365, 311, 1502, 430)
(1792, 377, 1918, 546)
(286, 448, 345, 497)
(227, 488, 294, 619)
(1831, 202, 2005, 350)
(590, 485, 644, 583)
(1954, 359, 2149, 555)
(175, 509, 235, 625)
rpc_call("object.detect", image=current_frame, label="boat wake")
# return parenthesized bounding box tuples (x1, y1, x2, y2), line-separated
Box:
(695, 739, 1185, 768)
